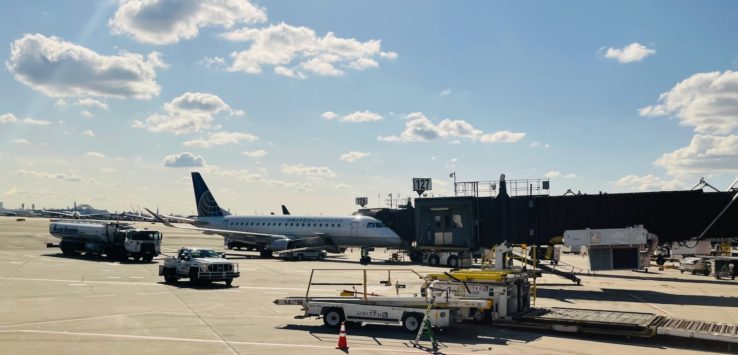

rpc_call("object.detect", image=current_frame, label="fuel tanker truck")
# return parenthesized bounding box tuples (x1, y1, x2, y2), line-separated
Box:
(48, 221, 161, 261)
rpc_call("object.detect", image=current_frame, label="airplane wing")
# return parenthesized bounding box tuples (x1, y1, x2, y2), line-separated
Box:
(145, 208, 288, 241)
(80, 213, 112, 218)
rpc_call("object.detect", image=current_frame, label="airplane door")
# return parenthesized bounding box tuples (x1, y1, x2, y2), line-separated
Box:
(350, 222, 359, 236)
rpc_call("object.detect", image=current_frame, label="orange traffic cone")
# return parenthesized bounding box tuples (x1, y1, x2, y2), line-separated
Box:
(336, 321, 349, 350)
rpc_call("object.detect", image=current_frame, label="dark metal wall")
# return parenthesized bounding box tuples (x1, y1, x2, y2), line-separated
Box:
(362, 189, 738, 249)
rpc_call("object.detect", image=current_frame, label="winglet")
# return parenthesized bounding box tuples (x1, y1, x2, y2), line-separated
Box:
(145, 208, 173, 227)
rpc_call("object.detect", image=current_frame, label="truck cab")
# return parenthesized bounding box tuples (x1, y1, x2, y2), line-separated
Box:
(159, 247, 240, 286)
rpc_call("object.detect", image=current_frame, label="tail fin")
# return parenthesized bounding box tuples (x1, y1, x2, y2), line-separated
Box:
(281, 205, 291, 215)
(191, 172, 225, 217)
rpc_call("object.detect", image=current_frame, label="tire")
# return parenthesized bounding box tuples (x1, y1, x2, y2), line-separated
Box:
(225, 278, 233, 286)
(428, 255, 439, 267)
(402, 313, 424, 333)
(472, 309, 490, 323)
(297, 254, 304, 261)
(322, 309, 343, 328)
(227, 243, 234, 250)
(447, 256, 459, 268)
(189, 268, 200, 285)
(164, 275, 178, 284)
(133, 255, 141, 262)
(143, 255, 153, 262)
(317, 253, 325, 261)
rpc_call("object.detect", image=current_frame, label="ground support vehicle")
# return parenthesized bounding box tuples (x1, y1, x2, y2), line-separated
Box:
(679, 257, 710, 275)
(274, 269, 527, 333)
(278, 248, 327, 261)
(407, 247, 473, 268)
(48, 221, 161, 261)
(159, 247, 239, 286)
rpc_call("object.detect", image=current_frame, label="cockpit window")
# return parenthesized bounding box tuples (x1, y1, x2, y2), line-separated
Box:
(375, 222, 385, 228)
(366, 222, 375, 228)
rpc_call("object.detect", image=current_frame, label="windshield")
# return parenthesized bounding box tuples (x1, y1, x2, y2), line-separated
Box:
(131, 231, 160, 241)
(375, 222, 385, 228)
(190, 249, 219, 258)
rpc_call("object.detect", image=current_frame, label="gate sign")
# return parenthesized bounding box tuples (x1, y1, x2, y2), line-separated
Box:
(412, 178, 432, 196)
(355, 197, 368, 207)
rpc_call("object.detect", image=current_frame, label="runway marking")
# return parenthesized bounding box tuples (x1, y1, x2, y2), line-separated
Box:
(0, 276, 335, 291)
(106, 277, 121, 279)
(8, 261, 22, 264)
(628, 293, 673, 316)
(0, 311, 164, 329)
(20, 297, 53, 301)
(83, 294, 116, 298)
(127, 276, 144, 279)
(0, 329, 436, 354)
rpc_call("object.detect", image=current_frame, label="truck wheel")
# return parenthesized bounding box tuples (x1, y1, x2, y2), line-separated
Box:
(133, 255, 141, 262)
(402, 313, 424, 333)
(472, 309, 490, 322)
(143, 255, 153, 262)
(428, 255, 440, 267)
(322, 309, 344, 328)
(164, 275, 178, 284)
(225, 278, 233, 286)
(189, 268, 200, 286)
(447, 256, 459, 268)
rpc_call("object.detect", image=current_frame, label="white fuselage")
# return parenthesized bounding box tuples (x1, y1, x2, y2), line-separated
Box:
(197, 214, 402, 249)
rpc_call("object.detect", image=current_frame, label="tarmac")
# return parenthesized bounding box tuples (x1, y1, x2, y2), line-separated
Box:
(1, 216, 737, 354)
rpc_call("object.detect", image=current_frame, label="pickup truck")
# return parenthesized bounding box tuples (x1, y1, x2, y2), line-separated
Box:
(159, 247, 240, 286)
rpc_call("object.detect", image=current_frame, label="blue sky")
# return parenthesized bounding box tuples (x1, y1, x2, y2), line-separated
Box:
(1, 0, 738, 215)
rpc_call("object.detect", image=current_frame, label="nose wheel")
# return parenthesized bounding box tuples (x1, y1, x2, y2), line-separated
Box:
(359, 247, 374, 265)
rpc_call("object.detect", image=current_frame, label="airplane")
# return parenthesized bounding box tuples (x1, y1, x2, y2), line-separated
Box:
(281, 205, 291, 215)
(43, 202, 110, 219)
(147, 172, 402, 264)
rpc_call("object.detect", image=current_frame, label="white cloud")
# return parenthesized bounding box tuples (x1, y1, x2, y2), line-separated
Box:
(162, 152, 205, 167)
(615, 174, 683, 191)
(281, 163, 336, 178)
(109, 0, 267, 45)
(201, 56, 226, 69)
(223, 23, 395, 78)
(321, 111, 338, 120)
(6, 34, 165, 99)
(0, 113, 18, 123)
(242, 149, 267, 158)
(100, 167, 116, 174)
(343, 111, 383, 122)
(604, 42, 656, 63)
(183, 131, 258, 148)
(84, 151, 106, 158)
(378, 112, 525, 143)
(639, 71, 738, 134)
(440, 89, 451, 96)
(340, 151, 371, 162)
(78, 98, 108, 110)
(202, 165, 312, 191)
(545, 170, 576, 178)
(81, 110, 93, 119)
(133, 92, 241, 135)
(321, 110, 382, 122)
(335, 183, 350, 189)
(16, 168, 81, 182)
(13, 138, 31, 144)
(654, 134, 738, 177)
(83, 129, 95, 137)
(529, 141, 550, 148)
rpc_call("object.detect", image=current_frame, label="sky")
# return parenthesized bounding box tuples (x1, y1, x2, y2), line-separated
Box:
(1, 0, 738, 215)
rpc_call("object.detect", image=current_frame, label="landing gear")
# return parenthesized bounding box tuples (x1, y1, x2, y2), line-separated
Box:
(359, 247, 374, 265)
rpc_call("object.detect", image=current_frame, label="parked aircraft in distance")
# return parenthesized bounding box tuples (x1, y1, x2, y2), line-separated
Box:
(147, 172, 402, 264)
